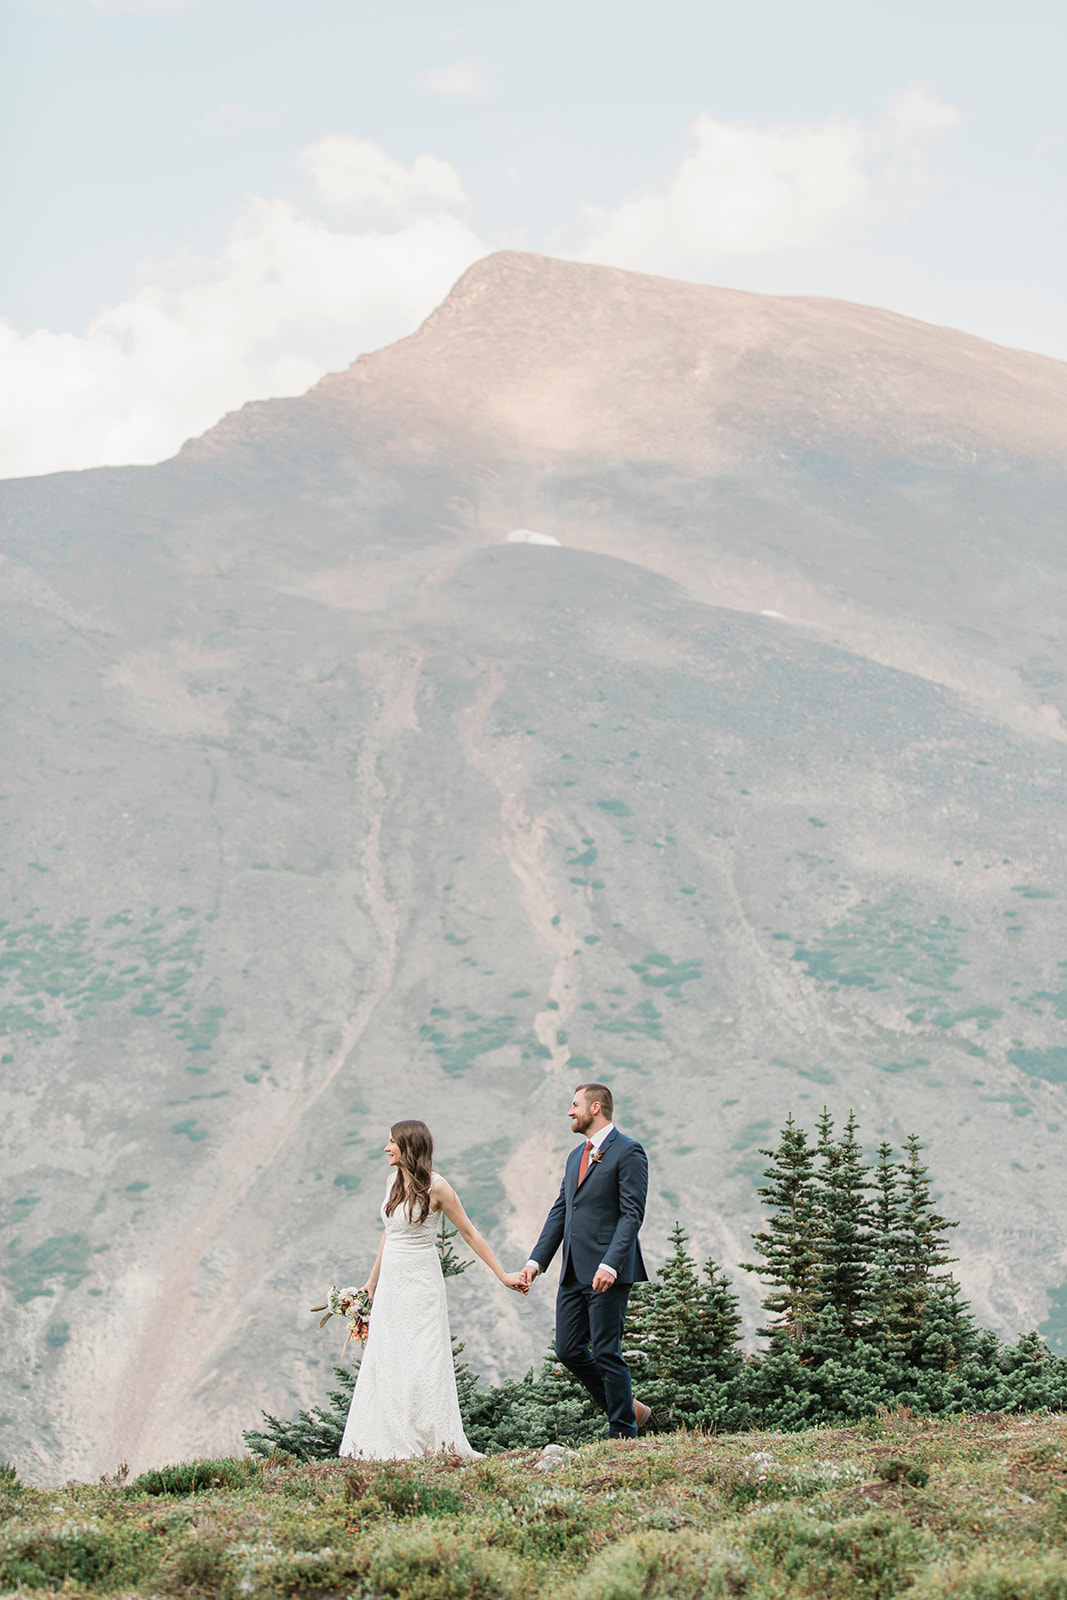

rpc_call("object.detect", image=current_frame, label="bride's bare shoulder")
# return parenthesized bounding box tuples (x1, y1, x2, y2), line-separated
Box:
(429, 1172, 455, 1208)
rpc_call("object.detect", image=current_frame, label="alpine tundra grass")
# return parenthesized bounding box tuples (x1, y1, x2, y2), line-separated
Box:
(2, 1411, 1066, 1597)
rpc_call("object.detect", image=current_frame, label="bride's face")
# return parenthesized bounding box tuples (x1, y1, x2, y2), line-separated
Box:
(384, 1134, 401, 1166)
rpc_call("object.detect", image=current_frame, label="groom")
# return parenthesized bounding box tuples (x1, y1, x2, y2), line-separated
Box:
(519, 1082, 650, 1438)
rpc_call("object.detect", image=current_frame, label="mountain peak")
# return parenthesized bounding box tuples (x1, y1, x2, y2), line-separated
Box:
(188, 251, 1067, 474)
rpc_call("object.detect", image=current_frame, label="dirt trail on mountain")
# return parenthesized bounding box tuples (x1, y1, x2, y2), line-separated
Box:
(456, 664, 580, 1077)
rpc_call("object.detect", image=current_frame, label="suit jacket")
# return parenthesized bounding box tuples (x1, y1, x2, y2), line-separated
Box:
(531, 1128, 649, 1287)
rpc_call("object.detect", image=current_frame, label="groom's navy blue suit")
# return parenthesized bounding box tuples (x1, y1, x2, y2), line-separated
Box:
(530, 1129, 649, 1437)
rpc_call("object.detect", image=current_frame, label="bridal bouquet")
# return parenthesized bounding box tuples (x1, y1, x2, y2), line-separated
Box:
(311, 1284, 371, 1349)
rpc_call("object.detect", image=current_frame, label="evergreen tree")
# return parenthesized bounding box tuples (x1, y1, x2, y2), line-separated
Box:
(697, 1254, 745, 1379)
(742, 1114, 820, 1347)
(625, 1223, 712, 1391)
(895, 1133, 959, 1357)
(625, 1224, 746, 1430)
(917, 1277, 975, 1369)
(867, 1140, 909, 1354)
(812, 1109, 873, 1344)
(625, 1223, 745, 1425)
(459, 1343, 606, 1452)
(436, 1215, 470, 1278)
(243, 1364, 355, 1460)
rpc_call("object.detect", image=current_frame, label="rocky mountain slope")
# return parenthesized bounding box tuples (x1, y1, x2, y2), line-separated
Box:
(1, 251, 1065, 1482)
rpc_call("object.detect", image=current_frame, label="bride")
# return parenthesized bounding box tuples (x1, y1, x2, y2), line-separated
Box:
(338, 1118, 527, 1460)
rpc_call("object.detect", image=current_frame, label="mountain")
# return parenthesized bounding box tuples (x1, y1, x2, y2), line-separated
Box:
(1, 250, 1065, 1483)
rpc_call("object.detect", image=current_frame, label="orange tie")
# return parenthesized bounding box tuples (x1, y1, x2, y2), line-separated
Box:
(577, 1140, 594, 1185)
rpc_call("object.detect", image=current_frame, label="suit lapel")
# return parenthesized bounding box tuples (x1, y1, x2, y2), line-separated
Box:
(565, 1142, 583, 1203)
(574, 1128, 618, 1200)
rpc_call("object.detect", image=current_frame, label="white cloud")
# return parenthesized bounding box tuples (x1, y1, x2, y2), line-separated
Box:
(0, 137, 484, 479)
(297, 135, 470, 223)
(580, 91, 960, 276)
(420, 59, 492, 99)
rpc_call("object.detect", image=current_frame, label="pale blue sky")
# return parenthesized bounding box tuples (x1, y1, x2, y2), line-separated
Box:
(1, 0, 1064, 474)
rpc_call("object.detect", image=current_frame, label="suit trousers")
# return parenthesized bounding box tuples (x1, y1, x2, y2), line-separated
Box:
(554, 1273, 635, 1437)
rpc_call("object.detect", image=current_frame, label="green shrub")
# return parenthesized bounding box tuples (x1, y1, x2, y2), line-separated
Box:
(746, 1507, 926, 1598)
(244, 1363, 355, 1459)
(914, 1554, 1067, 1599)
(571, 1530, 751, 1600)
(369, 1463, 465, 1518)
(251, 1545, 367, 1594)
(875, 1456, 930, 1487)
(0, 1521, 150, 1590)
(2, 1233, 91, 1302)
(488, 1483, 593, 1561)
(132, 1456, 249, 1495)
(158, 1531, 232, 1595)
(366, 1527, 526, 1599)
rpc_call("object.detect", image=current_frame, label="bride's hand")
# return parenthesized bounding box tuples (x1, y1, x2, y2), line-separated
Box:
(501, 1271, 529, 1294)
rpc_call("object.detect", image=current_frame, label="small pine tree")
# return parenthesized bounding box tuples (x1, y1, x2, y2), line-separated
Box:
(243, 1363, 356, 1459)
(696, 1254, 744, 1379)
(601, 1224, 746, 1430)
(813, 1109, 873, 1344)
(742, 1114, 820, 1348)
(867, 1140, 909, 1354)
(626, 1223, 711, 1392)
(911, 1276, 976, 1373)
(895, 1133, 959, 1356)
(436, 1215, 470, 1278)
(465, 1345, 604, 1452)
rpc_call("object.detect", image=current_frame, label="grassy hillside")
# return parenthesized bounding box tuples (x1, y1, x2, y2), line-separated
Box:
(2, 1412, 1066, 1597)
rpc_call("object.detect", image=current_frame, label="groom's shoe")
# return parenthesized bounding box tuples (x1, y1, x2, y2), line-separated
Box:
(633, 1399, 652, 1434)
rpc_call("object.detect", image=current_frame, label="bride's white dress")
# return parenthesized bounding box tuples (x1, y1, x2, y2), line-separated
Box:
(338, 1173, 481, 1460)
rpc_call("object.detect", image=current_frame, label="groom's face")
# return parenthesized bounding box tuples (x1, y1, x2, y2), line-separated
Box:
(568, 1091, 597, 1135)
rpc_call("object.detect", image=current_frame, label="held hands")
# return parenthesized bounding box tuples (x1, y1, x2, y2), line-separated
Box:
(509, 1263, 613, 1291)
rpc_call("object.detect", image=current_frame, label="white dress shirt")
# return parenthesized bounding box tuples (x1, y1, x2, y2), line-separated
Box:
(527, 1123, 618, 1281)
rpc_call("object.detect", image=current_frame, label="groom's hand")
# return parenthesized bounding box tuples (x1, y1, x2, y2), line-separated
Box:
(518, 1263, 538, 1290)
(591, 1267, 616, 1293)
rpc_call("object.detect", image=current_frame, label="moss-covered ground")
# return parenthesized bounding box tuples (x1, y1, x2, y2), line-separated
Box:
(3, 1411, 1067, 1597)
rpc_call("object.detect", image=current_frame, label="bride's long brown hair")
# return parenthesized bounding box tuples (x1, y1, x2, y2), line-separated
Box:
(385, 1119, 434, 1223)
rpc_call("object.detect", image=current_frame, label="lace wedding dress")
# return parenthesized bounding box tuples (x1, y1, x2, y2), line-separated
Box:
(338, 1173, 481, 1460)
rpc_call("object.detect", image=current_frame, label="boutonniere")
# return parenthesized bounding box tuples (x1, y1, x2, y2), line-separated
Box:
(591, 1149, 604, 1164)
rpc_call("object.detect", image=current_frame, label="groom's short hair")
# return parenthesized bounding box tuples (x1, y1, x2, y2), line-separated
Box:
(577, 1082, 613, 1119)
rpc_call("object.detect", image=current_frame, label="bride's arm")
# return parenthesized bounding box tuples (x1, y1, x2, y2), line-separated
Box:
(362, 1233, 386, 1300)
(433, 1179, 527, 1291)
